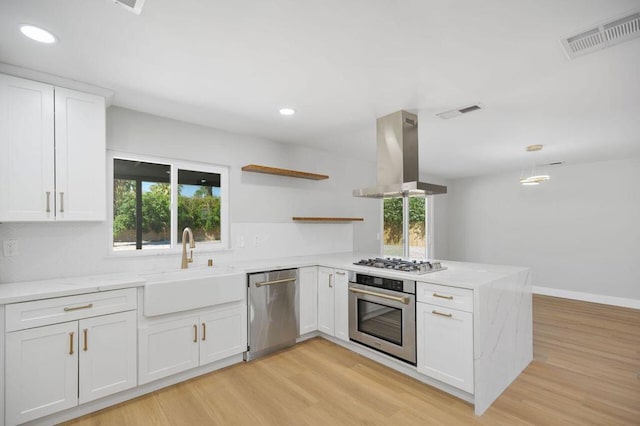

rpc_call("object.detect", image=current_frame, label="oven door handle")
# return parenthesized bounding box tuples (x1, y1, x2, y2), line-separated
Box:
(349, 287, 410, 305)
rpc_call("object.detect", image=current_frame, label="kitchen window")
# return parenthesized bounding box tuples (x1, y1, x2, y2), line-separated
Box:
(110, 153, 229, 252)
(382, 196, 432, 259)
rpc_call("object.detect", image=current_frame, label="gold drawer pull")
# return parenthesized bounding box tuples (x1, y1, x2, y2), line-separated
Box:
(202, 322, 206, 341)
(193, 324, 198, 343)
(64, 303, 94, 312)
(83, 328, 88, 351)
(433, 293, 453, 300)
(432, 310, 453, 318)
(69, 331, 74, 355)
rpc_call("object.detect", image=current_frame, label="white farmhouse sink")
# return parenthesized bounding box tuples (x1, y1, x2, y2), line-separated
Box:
(143, 267, 246, 316)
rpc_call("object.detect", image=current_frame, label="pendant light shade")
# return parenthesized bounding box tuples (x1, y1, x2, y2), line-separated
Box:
(520, 145, 550, 186)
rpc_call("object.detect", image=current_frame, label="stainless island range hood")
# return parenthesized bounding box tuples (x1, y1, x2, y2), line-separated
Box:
(353, 110, 447, 198)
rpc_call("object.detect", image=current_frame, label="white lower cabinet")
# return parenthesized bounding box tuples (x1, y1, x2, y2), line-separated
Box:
(416, 302, 474, 393)
(298, 266, 318, 335)
(5, 310, 137, 425)
(138, 302, 247, 385)
(5, 322, 78, 425)
(333, 270, 349, 342)
(316, 267, 348, 341)
(317, 267, 334, 335)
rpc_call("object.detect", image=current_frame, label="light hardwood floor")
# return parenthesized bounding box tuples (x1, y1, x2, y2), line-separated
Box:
(66, 295, 640, 425)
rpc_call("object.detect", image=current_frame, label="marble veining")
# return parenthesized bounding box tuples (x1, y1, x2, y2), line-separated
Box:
(473, 269, 533, 415)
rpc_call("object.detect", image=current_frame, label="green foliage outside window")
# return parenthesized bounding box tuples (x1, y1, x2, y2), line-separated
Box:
(113, 181, 220, 243)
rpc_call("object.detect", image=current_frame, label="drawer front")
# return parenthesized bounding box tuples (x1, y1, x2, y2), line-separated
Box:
(6, 288, 137, 332)
(416, 282, 473, 312)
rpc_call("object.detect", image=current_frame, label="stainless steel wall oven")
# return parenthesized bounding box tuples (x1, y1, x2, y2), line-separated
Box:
(348, 272, 416, 365)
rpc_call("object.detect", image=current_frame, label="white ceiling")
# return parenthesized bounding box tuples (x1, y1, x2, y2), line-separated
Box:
(1, 0, 639, 179)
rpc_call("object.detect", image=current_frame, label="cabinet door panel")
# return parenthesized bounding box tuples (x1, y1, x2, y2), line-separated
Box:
(79, 311, 137, 404)
(138, 316, 200, 385)
(298, 266, 318, 335)
(54, 87, 106, 221)
(317, 267, 334, 336)
(417, 303, 474, 393)
(5, 322, 78, 425)
(333, 270, 349, 341)
(200, 303, 247, 365)
(0, 74, 55, 221)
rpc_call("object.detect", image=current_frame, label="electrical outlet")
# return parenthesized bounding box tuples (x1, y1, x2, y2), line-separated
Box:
(3, 239, 19, 257)
(237, 236, 245, 248)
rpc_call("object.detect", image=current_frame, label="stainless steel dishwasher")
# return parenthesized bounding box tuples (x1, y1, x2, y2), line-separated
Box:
(245, 269, 298, 361)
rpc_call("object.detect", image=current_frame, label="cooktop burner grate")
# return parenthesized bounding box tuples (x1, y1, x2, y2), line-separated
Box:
(353, 257, 446, 274)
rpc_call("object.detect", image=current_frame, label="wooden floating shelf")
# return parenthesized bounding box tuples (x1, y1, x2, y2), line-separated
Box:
(292, 217, 364, 222)
(242, 164, 329, 180)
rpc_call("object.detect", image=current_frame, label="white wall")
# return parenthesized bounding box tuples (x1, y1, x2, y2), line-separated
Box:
(0, 107, 381, 283)
(447, 157, 640, 300)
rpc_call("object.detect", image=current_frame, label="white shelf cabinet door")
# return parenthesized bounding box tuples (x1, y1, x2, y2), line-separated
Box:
(54, 87, 106, 221)
(298, 266, 318, 335)
(199, 303, 247, 365)
(138, 316, 200, 385)
(78, 311, 137, 404)
(0, 73, 55, 221)
(416, 303, 474, 394)
(317, 267, 335, 336)
(333, 269, 349, 342)
(5, 321, 79, 425)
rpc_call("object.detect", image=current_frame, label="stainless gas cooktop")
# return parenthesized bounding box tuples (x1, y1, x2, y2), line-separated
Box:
(353, 257, 447, 274)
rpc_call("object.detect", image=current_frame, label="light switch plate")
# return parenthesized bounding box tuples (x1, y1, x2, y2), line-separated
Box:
(3, 239, 18, 257)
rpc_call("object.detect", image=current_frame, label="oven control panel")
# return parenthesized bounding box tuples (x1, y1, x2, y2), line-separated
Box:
(353, 273, 416, 295)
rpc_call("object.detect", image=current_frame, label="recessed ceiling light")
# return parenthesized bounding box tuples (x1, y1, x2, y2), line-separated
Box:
(20, 25, 57, 44)
(279, 108, 296, 116)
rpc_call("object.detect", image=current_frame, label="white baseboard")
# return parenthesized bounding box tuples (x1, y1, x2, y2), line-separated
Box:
(533, 286, 640, 310)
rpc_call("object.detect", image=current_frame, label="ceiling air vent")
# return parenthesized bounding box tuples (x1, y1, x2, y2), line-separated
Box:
(111, 0, 146, 15)
(436, 103, 485, 120)
(560, 10, 640, 59)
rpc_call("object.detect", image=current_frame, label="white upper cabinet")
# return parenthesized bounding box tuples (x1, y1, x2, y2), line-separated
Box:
(0, 74, 106, 222)
(54, 87, 106, 221)
(0, 74, 55, 221)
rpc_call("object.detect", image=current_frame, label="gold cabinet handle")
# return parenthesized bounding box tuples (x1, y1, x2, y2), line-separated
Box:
(83, 328, 88, 351)
(432, 310, 453, 318)
(335, 271, 346, 276)
(69, 331, 74, 355)
(329, 274, 333, 288)
(201, 322, 206, 341)
(433, 293, 453, 300)
(193, 324, 198, 343)
(64, 303, 93, 312)
(46, 191, 51, 213)
(59, 192, 64, 213)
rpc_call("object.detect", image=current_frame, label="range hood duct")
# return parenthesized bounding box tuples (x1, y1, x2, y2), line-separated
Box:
(353, 110, 447, 198)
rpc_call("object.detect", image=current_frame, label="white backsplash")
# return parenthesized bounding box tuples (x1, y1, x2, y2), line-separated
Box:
(0, 221, 354, 283)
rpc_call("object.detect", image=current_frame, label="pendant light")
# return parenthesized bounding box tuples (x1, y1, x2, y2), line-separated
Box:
(520, 145, 550, 186)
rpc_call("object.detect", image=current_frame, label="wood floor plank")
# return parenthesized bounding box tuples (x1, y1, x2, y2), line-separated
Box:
(64, 295, 640, 425)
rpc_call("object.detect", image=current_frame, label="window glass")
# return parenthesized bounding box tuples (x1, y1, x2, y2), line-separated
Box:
(113, 159, 171, 251)
(112, 155, 228, 253)
(383, 196, 429, 259)
(177, 169, 222, 243)
(408, 197, 427, 260)
(383, 198, 403, 257)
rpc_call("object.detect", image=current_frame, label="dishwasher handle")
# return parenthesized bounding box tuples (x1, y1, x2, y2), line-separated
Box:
(255, 277, 297, 288)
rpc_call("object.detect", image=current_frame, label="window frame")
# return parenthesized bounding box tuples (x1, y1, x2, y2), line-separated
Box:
(380, 195, 435, 259)
(107, 150, 230, 256)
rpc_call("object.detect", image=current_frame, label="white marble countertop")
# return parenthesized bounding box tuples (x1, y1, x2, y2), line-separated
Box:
(0, 252, 529, 305)
(0, 273, 145, 305)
